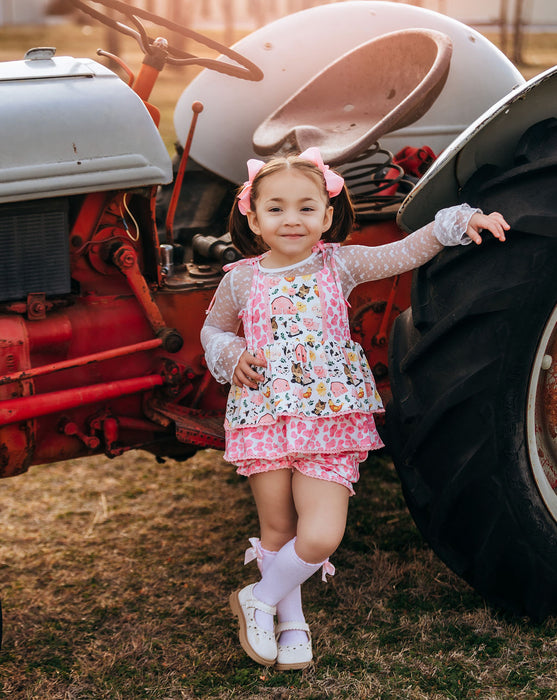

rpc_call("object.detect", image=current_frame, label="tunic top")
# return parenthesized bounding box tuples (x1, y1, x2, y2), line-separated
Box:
(222, 242, 384, 461)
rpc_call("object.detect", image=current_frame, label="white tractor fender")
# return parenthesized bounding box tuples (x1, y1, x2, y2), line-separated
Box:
(175, 0, 524, 184)
(397, 65, 557, 232)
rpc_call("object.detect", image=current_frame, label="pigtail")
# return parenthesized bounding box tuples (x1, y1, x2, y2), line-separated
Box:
(323, 184, 355, 244)
(228, 195, 266, 257)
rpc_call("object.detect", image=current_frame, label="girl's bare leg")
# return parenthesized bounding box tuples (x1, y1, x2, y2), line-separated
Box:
(247, 469, 298, 634)
(291, 471, 350, 564)
(249, 469, 297, 553)
(247, 473, 349, 627)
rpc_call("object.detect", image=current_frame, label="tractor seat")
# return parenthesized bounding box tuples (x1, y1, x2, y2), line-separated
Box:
(252, 28, 453, 166)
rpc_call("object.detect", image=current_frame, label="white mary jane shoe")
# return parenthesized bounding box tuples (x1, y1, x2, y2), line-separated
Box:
(275, 621, 313, 671)
(229, 583, 277, 666)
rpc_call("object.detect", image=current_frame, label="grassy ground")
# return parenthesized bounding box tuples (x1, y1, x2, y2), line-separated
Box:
(0, 16, 556, 700)
(1, 450, 556, 699)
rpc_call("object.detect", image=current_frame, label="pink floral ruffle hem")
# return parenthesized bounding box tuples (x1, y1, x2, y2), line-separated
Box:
(224, 411, 384, 463)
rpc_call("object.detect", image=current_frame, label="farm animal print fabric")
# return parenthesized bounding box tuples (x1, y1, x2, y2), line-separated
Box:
(224, 252, 383, 430)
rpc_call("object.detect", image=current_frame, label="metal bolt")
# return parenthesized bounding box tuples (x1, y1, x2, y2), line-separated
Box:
(115, 248, 136, 269)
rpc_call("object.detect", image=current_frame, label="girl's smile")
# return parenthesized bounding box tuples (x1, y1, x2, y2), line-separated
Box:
(247, 169, 333, 268)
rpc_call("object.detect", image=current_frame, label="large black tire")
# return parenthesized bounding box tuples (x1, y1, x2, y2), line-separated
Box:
(386, 133, 557, 620)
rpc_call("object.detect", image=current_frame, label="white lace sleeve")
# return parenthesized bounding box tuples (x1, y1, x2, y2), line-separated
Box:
(336, 203, 480, 292)
(200, 268, 249, 384)
(433, 203, 481, 246)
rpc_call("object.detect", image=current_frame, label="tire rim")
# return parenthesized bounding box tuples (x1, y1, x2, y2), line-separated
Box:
(527, 304, 557, 522)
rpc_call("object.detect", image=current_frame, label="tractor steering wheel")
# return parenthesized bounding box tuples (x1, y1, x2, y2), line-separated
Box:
(69, 0, 263, 81)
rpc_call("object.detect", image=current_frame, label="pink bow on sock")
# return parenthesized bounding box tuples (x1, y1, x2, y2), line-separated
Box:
(321, 559, 336, 582)
(244, 536, 264, 566)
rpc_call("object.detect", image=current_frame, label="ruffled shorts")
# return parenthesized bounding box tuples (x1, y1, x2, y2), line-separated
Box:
(225, 412, 383, 458)
(231, 451, 370, 496)
(224, 413, 384, 495)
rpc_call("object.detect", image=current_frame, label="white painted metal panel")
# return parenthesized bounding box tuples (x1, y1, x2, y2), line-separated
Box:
(175, 1, 524, 184)
(0, 52, 172, 203)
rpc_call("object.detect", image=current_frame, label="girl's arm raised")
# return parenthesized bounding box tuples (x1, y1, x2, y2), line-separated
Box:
(338, 204, 509, 288)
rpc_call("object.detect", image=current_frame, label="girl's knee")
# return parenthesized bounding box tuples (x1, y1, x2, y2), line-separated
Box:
(295, 528, 344, 564)
(260, 512, 297, 550)
(262, 526, 296, 551)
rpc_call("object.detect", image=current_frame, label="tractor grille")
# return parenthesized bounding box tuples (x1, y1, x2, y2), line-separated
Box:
(0, 198, 70, 302)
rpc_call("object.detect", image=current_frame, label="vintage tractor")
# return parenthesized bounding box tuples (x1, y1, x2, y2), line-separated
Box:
(0, 0, 555, 643)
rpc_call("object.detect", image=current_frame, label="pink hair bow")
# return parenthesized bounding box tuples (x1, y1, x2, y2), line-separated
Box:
(237, 159, 265, 215)
(298, 147, 345, 198)
(236, 147, 344, 215)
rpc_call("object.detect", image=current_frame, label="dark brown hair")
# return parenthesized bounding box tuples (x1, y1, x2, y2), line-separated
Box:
(228, 154, 355, 257)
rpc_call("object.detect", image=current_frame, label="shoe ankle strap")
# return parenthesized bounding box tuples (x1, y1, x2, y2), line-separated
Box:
(247, 585, 277, 615)
(252, 598, 276, 616)
(275, 621, 310, 634)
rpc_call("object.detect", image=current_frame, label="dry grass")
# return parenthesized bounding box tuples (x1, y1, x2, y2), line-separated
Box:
(1, 450, 556, 698)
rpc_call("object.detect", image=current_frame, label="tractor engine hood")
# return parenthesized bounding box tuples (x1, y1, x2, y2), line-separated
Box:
(0, 49, 173, 204)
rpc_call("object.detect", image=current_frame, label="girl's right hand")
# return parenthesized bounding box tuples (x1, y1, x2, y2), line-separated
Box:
(232, 350, 267, 388)
(466, 211, 510, 244)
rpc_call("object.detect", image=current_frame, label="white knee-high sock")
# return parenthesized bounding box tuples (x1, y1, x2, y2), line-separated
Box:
(259, 546, 307, 645)
(253, 539, 322, 634)
(252, 545, 276, 633)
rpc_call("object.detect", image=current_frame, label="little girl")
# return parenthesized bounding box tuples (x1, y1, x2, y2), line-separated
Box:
(201, 147, 508, 670)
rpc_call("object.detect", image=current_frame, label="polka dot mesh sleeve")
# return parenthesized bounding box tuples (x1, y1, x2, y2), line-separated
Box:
(337, 203, 480, 292)
(201, 266, 252, 384)
(201, 204, 479, 383)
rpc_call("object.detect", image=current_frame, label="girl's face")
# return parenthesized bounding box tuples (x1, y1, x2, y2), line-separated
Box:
(247, 168, 333, 268)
